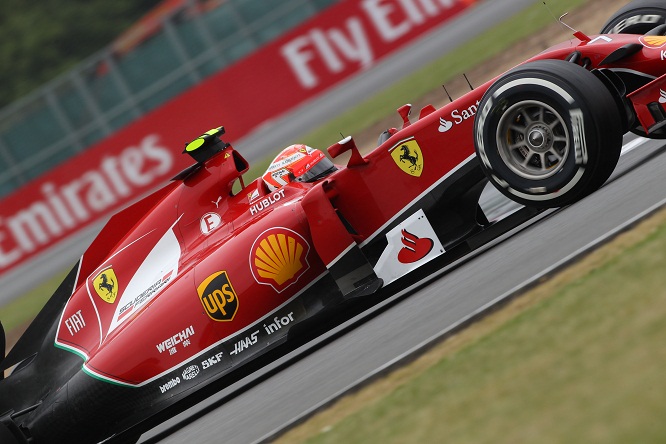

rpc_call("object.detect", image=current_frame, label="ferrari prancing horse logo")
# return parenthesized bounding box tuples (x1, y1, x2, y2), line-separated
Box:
(390, 138, 423, 177)
(93, 268, 118, 304)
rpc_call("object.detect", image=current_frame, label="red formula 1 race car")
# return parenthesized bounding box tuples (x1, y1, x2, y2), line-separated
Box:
(3, 1, 666, 442)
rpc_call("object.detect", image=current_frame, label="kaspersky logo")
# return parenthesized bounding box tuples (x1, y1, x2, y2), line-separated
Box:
(390, 138, 423, 177)
(250, 227, 310, 293)
(93, 268, 118, 303)
(197, 271, 238, 321)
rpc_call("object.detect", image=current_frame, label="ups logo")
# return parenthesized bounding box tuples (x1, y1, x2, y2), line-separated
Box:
(197, 271, 238, 321)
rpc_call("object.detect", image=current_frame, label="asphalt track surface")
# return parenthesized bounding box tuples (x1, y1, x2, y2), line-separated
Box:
(10, 2, 662, 442)
(135, 135, 666, 444)
(237, 0, 540, 162)
(0, 0, 541, 305)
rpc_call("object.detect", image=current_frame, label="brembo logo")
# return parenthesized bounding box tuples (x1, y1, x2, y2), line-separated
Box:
(0, 135, 173, 270)
(197, 271, 239, 321)
(159, 377, 180, 394)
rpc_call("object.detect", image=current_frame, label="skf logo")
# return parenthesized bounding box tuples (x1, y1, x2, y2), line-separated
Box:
(639, 35, 666, 48)
(197, 271, 238, 321)
(93, 268, 118, 303)
(390, 138, 423, 177)
(250, 227, 310, 293)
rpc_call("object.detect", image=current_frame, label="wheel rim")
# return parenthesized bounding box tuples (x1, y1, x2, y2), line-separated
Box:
(495, 100, 570, 180)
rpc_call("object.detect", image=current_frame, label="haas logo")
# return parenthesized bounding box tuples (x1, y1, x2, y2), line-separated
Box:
(397, 229, 434, 264)
(93, 268, 119, 304)
(390, 138, 424, 177)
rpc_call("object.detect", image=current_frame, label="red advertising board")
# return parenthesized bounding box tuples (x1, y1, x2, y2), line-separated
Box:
(0, 0, 476, 278)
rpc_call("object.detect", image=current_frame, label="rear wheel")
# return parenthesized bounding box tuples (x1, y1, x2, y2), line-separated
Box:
(600, 0, 666, 34)
(474, 60, 623, 208)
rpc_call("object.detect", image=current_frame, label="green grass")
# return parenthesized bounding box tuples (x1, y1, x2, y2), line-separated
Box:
(243, 0, 589, 182)
(0, 0, 590, 335)
(287, 215, 666, 444)
(0, 271, 67, 333)
(297, 0, 588, 149)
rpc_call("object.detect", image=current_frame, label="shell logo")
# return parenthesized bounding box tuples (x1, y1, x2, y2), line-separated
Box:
(639, 35, 666, 48)
(250, 227, 310, 293)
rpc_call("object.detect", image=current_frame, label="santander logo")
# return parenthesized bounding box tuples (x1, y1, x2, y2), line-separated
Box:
(397, 229, 433, 264)
(373, 209, 445, 286)
(438, 117, 453, 132)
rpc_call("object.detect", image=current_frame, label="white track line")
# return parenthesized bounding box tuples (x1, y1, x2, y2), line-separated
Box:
(621, 136, 649, 155)
(254, 182, 666, 444)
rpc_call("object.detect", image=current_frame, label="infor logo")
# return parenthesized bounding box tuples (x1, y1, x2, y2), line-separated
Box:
(197, 271, 238, 321)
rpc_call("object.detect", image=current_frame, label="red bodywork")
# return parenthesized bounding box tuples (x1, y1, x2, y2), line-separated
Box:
(4, 31, 666, 443)
(56, 33, 666, 386)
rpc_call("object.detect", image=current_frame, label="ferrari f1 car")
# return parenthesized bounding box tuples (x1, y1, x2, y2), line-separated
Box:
(3, 1, 666, 442)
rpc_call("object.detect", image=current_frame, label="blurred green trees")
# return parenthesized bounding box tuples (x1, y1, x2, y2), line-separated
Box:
(0, 0, 160, 108)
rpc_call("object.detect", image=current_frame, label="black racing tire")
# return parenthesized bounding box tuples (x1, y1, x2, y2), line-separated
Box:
(474, 60, 623, 208)
(600, 0, 666, 34)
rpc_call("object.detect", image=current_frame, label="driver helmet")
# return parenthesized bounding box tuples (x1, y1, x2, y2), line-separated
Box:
(262, 144, 336, 191)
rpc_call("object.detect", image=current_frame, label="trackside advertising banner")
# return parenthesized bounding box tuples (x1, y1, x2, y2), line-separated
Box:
(0, 0, 476, 278)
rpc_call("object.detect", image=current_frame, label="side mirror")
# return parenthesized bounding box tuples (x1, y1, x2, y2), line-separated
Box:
(398, 104, 412, 128)
(327, 136, 367, 167)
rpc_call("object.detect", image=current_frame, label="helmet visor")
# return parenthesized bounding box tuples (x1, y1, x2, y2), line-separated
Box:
(295, 157, 337, 183)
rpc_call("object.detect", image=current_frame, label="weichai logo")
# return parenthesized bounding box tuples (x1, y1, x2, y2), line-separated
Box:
(250, 227, 310, 293)
(197, 271, 238, 321)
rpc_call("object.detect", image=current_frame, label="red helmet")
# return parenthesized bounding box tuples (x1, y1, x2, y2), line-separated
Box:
(262, 144, 336, 191)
